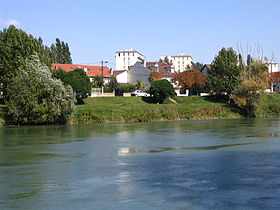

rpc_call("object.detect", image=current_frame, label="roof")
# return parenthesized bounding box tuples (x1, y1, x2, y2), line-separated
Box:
(113, 70, 127, 76)
(201, 64, 212, 71)
(146, 62, 174, 77)
(51, 63, 112, 77)
(115, 50, 144, 56)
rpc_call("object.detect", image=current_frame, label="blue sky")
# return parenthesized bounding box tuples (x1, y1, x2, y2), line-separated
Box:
(1, 0, 279, 68)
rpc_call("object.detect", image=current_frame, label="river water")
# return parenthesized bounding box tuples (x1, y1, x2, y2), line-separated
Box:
(1, 119, 280, 209)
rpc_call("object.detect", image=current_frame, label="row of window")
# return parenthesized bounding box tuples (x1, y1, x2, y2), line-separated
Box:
(118, 52, 135, 56)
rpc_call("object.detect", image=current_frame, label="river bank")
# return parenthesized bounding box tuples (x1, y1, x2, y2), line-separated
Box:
(72, 96, 241, 124)
(1, 95, 280, 126)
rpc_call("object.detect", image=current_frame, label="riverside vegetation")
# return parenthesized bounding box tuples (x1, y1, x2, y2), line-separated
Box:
(72, 94, 280, 124)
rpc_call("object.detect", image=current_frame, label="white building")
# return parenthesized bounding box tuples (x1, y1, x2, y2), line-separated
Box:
(115, 49, 146, 71)
(266, 62, 279, 73)
(160, 54, 193, 73)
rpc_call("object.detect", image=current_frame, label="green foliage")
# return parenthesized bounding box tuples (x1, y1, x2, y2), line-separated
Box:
(189, 61, 204, 72)
(0, 25, 51, 97)
(49, 38, 72, 64)
(231, 61, 269, 117)
(52, 67, 66, 80)
(92, 76, 104, 88)
(150, 79, 176, 103)
(5, 56, 75, 125)
(209, 47, 240, 94)
(163, 56, 172, 65)
(135, 80, 146, 90)
(62, 68, 92, 98)
(73, 96, 242, 124)
(107, 77, 119, 92)
(117, 84, 137, 93)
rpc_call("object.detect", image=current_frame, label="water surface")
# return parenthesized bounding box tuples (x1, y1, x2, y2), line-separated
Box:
(1, 119, 280, 209)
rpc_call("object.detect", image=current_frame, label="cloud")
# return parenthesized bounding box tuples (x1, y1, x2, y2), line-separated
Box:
(0, 19, 21, 27)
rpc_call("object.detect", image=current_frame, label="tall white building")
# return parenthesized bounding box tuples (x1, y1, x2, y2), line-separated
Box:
(266, 62, 279, 73)
(115, 49, 146, 70)
(160, 54, 193, 73)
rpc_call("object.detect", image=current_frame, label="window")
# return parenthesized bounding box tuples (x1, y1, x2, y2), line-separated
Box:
(123, 57, 125, 61)
(118, 53, 120, 56)
(178, 61, 180, 64)
(128, 57, 130, 60)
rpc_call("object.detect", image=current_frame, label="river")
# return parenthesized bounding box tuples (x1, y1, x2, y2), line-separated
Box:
(1, 119, 280, 209)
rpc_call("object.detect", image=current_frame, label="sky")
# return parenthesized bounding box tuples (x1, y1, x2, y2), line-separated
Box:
(0, 0, 279, 69)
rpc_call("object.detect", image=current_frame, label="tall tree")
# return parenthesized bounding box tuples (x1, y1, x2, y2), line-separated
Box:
(0, 25, 51, 99)
(209, 47, 240, 94)
(49, 38, 72, 64)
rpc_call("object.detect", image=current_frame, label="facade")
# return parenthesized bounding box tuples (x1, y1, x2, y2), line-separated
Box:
(113, 70, 128, 84)
(160, 54, 193, 73)
(115, 49, 146, 71)
(127, 62, 150, 86)
(266, 62, 279, 73)
(51, 63, 112, 84)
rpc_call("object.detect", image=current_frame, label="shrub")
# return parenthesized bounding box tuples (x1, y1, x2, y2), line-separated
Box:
(150, 79, 176, 104)
(5, 55, 76, 125)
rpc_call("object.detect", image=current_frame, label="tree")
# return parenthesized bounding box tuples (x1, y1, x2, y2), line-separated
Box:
(188, 61, 204, 72)
(230, 61, 269, 117)
(174, 72, 207, 95)
(107, 77, 119, 92)
(150, 79, 176, 104)
(49, 38, 72, 64)
(62, 68, 92, 98)
(52, 67, 66, 80)
(209, 47, 240, 95)
(163, 56, 172, 65)
(0, 25, 51, 98)
(92, 76, 104, 88)
(135, 80, 146, 90)
(5, 55, 75, 125)
(150, 72, 163, 82)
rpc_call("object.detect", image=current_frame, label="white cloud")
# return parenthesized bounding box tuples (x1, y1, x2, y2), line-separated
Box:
(0, 19, 21, 27)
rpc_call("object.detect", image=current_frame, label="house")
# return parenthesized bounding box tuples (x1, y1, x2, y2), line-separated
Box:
(51, 63, 112, 84)
(160, 53, 193, 73)
(115, 49, 146, 71)
(113, 62, 150, 86)
(266, 62, 279, 73)
(201, 64, 212, 75)
(146, 62, 175, 84)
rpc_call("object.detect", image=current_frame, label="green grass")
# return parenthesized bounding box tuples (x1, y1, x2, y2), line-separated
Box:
(258, 94, 280, 118)
(72, 96, 243, 124)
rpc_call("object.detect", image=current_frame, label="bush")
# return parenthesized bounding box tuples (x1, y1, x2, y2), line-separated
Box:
(149, 79, 176, 104)
(5, 56, 76, 125)
(116, 84, 137, 93)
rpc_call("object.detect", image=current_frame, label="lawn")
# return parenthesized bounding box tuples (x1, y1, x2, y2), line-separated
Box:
(72, 96, 243, 124)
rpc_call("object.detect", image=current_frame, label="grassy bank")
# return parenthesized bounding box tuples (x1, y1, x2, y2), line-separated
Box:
(1, 95, 280, 126)
(72, 96, 243, 124)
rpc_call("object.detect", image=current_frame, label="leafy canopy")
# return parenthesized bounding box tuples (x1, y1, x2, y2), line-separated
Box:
(5, 55, 75, 125)
(150, 79, 175, 104)
(209, 47, 240, 94)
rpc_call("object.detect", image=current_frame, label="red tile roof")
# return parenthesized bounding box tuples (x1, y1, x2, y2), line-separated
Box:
(51, 63, 112, 77)
(146, 62, 174, 77)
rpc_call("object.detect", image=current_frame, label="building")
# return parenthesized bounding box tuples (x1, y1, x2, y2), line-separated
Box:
(266, 62, 279, 73)
(113, 62, 150, 86)
(51, 63, 112, 83)
(160, 54, 193, 73)
(201, 64, 212, 75)
(115, 49, 146, 71)
(146, 62, 175, 84)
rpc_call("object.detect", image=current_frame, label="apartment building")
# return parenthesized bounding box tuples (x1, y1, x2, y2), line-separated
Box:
(160, 54, 193, 73)
(115, 49, 146, 71)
